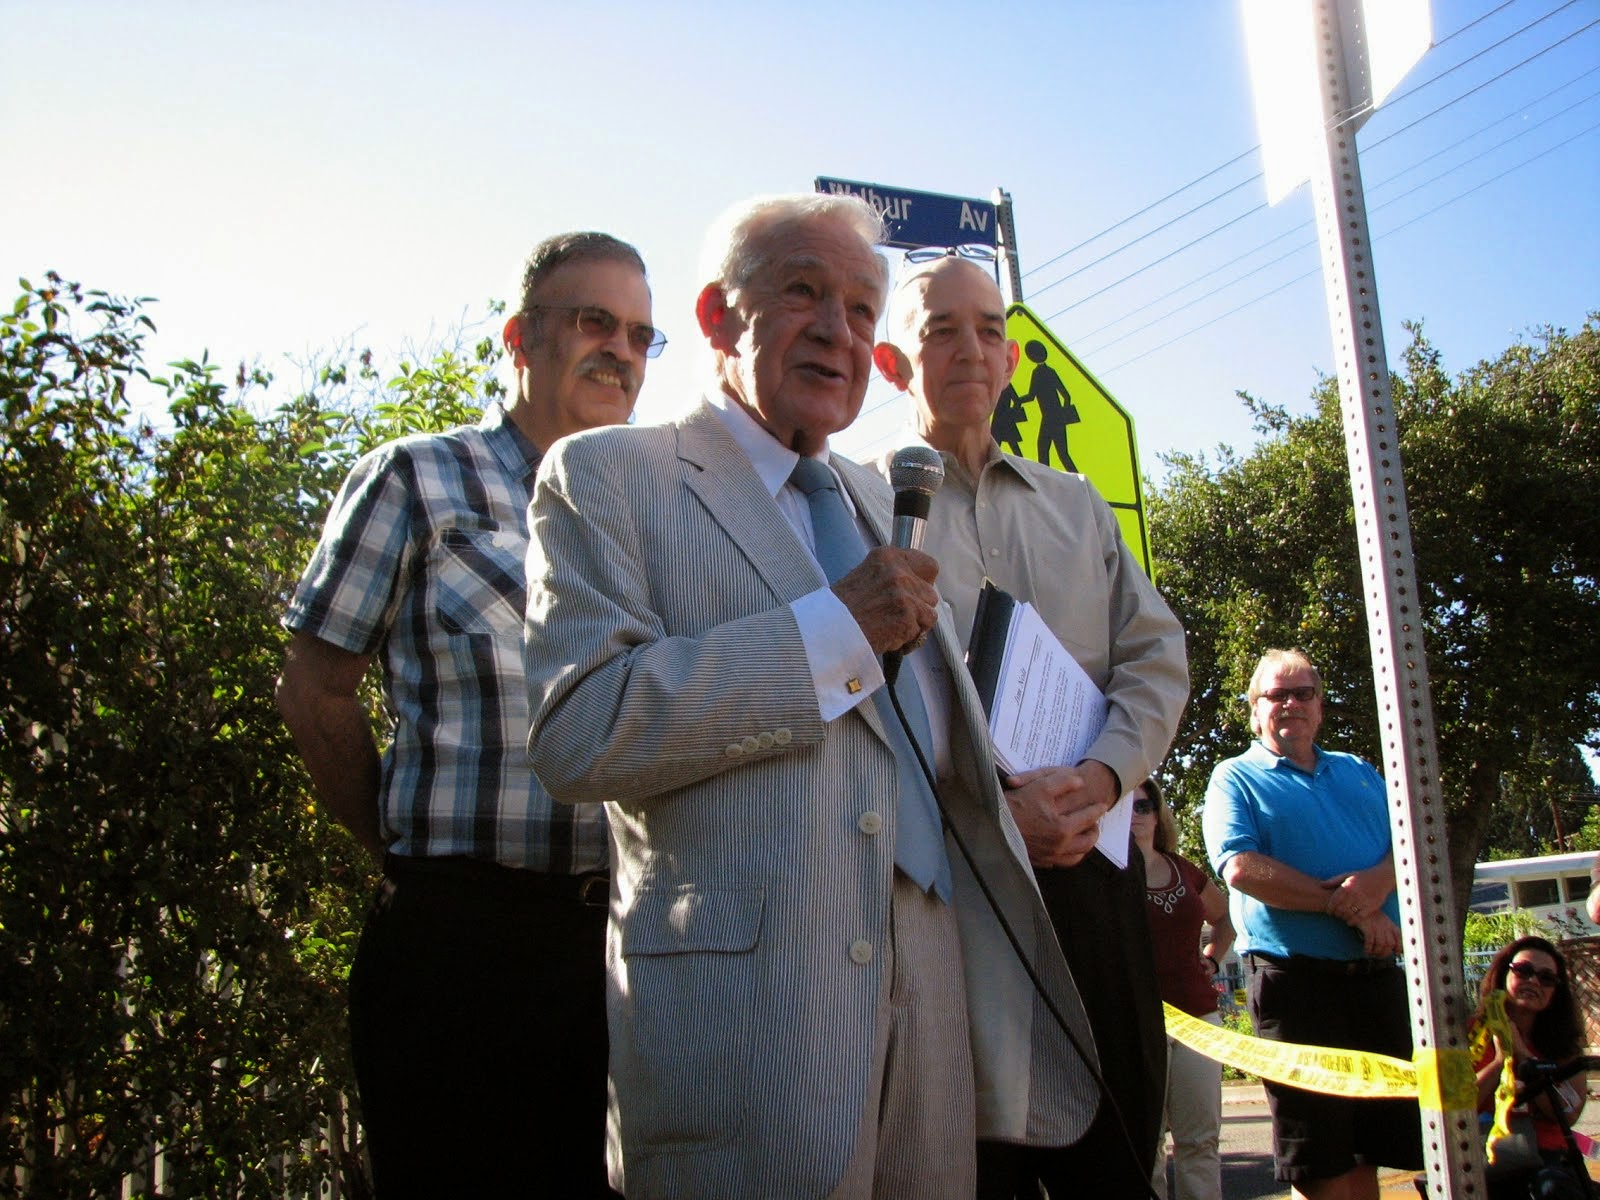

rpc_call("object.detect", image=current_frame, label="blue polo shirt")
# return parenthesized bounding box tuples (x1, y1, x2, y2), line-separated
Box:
(1202, 741, 1397, 961)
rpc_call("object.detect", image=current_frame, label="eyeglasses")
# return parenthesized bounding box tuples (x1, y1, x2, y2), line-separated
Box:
(523, 305, 667, 359)
(1260, 686, 1319, 704)
(1132, 797, 1157, 815)
(904, 243, 999, 264)
(1508, 961, 1561, 987)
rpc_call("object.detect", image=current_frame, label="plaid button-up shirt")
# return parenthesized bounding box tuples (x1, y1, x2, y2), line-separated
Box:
(285, 402, 606, 873)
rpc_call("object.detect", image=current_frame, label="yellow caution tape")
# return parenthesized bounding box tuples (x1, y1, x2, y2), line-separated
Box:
(1470, 992, 1519, 1159)
(1414, 1045, 1478, 1112)
(1164, 1001, 1470, 1106)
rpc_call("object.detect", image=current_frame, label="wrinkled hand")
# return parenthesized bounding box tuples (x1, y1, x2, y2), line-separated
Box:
(1003, 764, 1111, 868)
(833, 547, 940, 656)
(1321, 866, 1391, 923)
(1351, 911, 1402, 958)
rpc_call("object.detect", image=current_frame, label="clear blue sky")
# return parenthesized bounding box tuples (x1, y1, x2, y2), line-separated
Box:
(5, 0, 1596, 473)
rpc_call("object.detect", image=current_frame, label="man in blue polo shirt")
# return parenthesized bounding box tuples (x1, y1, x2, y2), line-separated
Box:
(1202, 648, 1421, 1200)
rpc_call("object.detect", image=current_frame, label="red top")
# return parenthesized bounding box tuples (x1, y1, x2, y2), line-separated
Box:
(1145, 852, 1221, 1017)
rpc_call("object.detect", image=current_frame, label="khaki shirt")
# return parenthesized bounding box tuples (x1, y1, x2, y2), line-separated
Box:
(876, 441, 1189, 792)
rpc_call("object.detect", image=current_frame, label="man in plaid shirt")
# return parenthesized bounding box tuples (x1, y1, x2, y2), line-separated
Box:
(276, 231, 662, 1198)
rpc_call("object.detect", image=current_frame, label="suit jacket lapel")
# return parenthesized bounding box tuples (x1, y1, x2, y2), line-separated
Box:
(677, 402, 826, 606)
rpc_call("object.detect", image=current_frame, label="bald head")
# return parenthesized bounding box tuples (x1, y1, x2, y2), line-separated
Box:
(889, 255, 1004, 340)
(874, 256, 1019, 453)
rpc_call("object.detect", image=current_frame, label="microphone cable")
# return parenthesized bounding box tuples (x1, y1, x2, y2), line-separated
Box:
(885, 675, 1163, 1200)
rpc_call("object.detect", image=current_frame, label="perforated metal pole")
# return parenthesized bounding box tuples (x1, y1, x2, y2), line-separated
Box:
(993, 188, 1024, 305)
(1309, 2, 1482, 1194)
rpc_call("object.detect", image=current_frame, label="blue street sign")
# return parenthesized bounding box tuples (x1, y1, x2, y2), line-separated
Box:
(814, 177, 998, 250)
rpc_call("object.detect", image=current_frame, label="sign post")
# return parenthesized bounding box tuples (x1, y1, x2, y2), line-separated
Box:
(1243, 3, 1480, 1195)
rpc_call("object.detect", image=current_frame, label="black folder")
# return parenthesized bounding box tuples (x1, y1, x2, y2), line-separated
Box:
(964, 578, 1018, 721)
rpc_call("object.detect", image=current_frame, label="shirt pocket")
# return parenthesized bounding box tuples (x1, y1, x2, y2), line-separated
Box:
(434, 526, 526, 637)
(618, 884, 764, 1148)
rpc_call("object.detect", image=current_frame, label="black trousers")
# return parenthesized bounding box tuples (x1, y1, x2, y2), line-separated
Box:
(977, 851, 1167, 1199)
(348, 854, 619, 1199)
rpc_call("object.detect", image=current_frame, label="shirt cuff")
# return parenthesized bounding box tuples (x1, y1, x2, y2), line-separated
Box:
(791, 588, 883, 721)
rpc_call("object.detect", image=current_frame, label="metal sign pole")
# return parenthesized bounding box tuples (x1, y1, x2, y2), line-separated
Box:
(1309, 2, 1481, 1194)
(993, 188, 1024, 305)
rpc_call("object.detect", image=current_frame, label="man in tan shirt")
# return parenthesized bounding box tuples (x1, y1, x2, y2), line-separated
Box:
(873, 253, 1190, 1198)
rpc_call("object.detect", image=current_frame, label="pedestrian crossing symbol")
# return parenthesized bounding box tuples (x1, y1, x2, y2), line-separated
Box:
(997, 304, 1153, 578)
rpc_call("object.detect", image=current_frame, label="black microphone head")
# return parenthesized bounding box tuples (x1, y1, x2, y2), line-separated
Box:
(890, 446, 944, 518)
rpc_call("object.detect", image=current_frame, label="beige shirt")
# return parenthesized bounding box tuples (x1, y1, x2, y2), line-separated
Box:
(875, 440, 1189, 792)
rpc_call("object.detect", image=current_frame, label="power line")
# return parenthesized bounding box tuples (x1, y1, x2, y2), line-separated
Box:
(1027, 177, 1263, 303)
(1095, 121, 1600, 376)
(1040, 21, 1599, 328)
(1365, 14, 1600, 152)
(1369, 64, 1600, 186)
(1020, 0, 1590, 293)
(1373, 117, 1600, 243)
(1346, 0, 1587, 126)
(1079, 95, 1600, 358)
(1020, 149, 1259, 283)
(1073, 74, 1600, 354)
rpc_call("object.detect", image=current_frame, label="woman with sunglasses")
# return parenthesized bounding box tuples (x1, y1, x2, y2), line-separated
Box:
(1131, 778, 1235, 1200)
(1472, 936, 1589, 1198)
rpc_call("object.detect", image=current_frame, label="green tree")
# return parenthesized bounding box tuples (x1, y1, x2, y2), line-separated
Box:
(1149, 317, 1600, 933)
(0, 275, 500, 1198)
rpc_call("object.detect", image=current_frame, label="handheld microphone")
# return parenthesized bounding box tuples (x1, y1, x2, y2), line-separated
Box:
(884, 446, 945, 683)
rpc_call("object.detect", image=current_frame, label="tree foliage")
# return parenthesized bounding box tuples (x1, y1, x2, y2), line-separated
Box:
(1149, 317, 1600, 935)
(0, 275, 500, 1198)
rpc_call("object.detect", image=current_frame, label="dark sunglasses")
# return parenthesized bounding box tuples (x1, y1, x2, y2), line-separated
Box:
(1260, 686, 1318, 704)
(524, 304, 667, 358)
(1132, 797, 1157, 815)
(1508, 960, 1560, 987)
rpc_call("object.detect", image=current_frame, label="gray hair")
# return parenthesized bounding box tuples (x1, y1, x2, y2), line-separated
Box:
(516, 231, 647, 316)
(698, 193, 888, 298)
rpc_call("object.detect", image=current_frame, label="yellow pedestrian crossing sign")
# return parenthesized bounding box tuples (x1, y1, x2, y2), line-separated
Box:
(996, 303, 1154, 578)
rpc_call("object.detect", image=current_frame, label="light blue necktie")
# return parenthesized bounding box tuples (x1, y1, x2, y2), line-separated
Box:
(789, 456, 952, 902)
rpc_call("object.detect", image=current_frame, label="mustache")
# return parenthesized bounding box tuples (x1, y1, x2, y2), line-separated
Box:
(580, 351, 634, 390)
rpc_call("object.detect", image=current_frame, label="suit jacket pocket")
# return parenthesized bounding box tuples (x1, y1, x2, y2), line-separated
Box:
(618, 884, 764, 1150)
(434, 527, 526, 636)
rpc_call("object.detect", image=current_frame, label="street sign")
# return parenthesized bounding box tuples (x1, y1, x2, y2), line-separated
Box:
(997, 304, 1154, 578)
(814, 177, 998, 250)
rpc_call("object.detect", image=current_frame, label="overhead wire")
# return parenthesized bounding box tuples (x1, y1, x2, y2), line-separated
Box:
(1037, 10, 1599, 340)
(1020, 148, 1258, 282)
(1364, 14, 1600, 150)
(1074, 75, 1600, 355)
(1014, 1, 1527, 290)
(1026, 178, 1263, 302)
(1022, 0, 1594, 323)
(1095, 120, 1600, 376)
(849, 2, 1596, 453)
(1333, 0, 1586, 128)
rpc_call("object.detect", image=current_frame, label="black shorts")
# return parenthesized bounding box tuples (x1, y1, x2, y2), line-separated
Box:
(1247, 954, 1425, 1183)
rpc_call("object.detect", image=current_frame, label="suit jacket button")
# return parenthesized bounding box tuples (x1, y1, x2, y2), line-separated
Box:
(857, 811, 883, 836)
(773, 728, 792, 745)
(740, 735, 760, 754)
(725, 743, 744, 758)
(756, 732, 776, 750)
(849, 940, 873, 965)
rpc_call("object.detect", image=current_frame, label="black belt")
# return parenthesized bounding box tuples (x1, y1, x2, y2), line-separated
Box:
(1248, 951, 1397, 977)
(383, 853, 609, 906)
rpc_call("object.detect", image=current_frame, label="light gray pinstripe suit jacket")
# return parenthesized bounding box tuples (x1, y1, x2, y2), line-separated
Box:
(523, 400, 1099, 1199)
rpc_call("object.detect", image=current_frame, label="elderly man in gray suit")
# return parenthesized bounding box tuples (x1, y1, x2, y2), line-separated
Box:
(523, 193, 1101, 1200)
